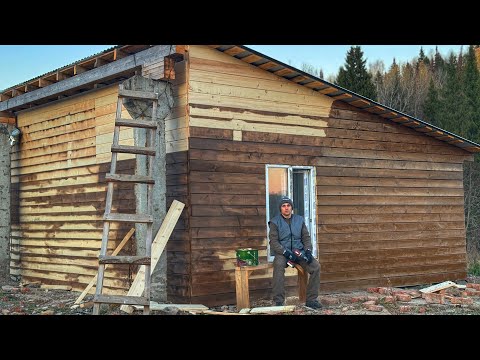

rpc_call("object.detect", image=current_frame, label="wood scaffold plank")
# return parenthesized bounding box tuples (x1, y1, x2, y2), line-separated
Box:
(120, 200, 185, 313)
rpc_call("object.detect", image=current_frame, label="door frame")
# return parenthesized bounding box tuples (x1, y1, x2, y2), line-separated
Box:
(265, 164, 317, 262)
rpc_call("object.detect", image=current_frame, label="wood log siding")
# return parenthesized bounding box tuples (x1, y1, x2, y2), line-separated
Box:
(185, 45, 473, 306)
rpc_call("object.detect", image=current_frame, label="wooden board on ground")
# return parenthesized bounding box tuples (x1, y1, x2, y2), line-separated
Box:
(419, 281, 457, 293)
(120, 200, 185, 313)
(249, 305, 295, 314)
(40, 284, 72, 291)
(131, 302, 208, 311)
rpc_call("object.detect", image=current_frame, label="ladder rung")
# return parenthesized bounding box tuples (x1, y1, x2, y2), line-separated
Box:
(111, 145, 156, 156)
(99, 255, 151, 265)
(104, 213, 153, 223)
(118, 88, 158, 100)
(105, 173, 154, 184)
(115, 118, 157, 129)
(93, 295, 149, 306)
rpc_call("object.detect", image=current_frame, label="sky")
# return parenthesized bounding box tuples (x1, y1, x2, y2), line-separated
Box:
(0, 45, 467, 91)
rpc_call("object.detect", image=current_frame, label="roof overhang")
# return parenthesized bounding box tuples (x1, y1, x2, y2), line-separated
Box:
(210, 45, 480, 154)
(0, 45, 177, 114)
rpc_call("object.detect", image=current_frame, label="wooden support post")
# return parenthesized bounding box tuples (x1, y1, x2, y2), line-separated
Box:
(295, 264, 308, 303)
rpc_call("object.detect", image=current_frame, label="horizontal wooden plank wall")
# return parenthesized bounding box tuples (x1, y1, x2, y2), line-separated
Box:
(11, 86, 137, 293)
(11, 57, 190, 296)
(186, 45, 473, 306)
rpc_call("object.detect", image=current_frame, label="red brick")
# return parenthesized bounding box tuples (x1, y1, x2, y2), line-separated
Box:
(446, 296, 474, 305)
(362, 300, 376, 307)
(422, 293, 445, 304)
(322, 310, 335, 315)
(382, 296, 395, 303)
(350, 296, 368, 303)
(378, 287, 392, 295)
(465, 288, 480, 297)
(395, 294, 412, 302)
(365, 304, 384, 312)
(399, 306, 412, 313)
(367, 287, 380, 293)
(320, 297, 340, 306)
(418, 307, 427, 314)
(466, 283, 480, 291)
(367, 295, 380, 302)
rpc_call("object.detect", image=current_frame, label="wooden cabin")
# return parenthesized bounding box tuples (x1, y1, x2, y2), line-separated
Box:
(1, 45, 479, 307)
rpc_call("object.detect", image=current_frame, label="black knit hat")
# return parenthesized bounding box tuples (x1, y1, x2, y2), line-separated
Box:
(278, 196, 293, 210)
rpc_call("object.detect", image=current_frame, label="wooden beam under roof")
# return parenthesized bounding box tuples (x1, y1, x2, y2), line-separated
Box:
(350, 99, 371, 107)
(304, 81, 325, 89)
(365, 105, 386, 113)
(94, 57, 108, 68)
(415, 126, 433, 133)
(223, 46, 244, 56)
(391, 116, 410, 123)
(290, 75, 309, 83)
(38, 78, 52, 88)
(74, 64, 87, 75)
(240, 54, 262, 64)
(56, 71, 69, 81)
(257, 61, 277, 70)
(114, 48, 128, 61)
(273, 68, 294, 76)
(332, 93, 353, 100)
(12, 89, 24, 97)
(318, 87, 338, 95)
(0, 93, 11, 102)
(381, 111, 398, 118)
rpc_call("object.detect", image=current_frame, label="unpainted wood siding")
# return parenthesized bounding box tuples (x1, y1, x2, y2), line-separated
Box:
(11, 58, 190, 296)
(185, 45, 473, 306)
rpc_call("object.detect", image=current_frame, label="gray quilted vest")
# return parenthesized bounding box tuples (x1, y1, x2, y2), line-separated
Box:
(269, 214, 305, 254)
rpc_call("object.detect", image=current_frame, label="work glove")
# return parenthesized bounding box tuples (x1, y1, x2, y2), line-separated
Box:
(305, 249, 313, 264)
(283, 248, 299, 263)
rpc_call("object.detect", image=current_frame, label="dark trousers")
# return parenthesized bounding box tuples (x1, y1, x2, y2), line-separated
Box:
(272, 254, 321, 304)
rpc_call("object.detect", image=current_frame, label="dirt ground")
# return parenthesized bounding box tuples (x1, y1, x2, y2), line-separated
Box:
(1, 272, 480, 315)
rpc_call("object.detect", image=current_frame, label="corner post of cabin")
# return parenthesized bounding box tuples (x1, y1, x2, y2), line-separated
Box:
(0, 113, 15, 278)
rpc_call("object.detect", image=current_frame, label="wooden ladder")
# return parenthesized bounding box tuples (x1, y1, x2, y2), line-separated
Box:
(93, 84, 159, 315)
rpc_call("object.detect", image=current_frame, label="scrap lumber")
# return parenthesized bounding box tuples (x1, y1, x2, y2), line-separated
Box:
(40, 284, 72, 291)
(73, 228, 135, 306)
(131, 303, 208, 312)
(419, 281, 457, 294)
(188, 309, 248, 315)
(249, 305, 295, 314)
(120, 200, 185, 313)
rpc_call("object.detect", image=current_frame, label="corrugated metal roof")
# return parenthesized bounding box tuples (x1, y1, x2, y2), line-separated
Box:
(1, 45, 122, 92)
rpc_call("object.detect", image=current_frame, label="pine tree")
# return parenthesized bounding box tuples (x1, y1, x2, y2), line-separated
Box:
(433, 46, 445, 73)
(423, 78, 439, 125)
(463, 45, 480, 142)
(336, 46, 377, 100)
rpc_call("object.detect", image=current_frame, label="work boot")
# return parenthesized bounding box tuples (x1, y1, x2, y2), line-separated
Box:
(305, 300, 322, 309)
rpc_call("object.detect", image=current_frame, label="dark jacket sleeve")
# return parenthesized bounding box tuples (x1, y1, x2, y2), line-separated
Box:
(268, 222, 285, 255)
(301, 222, 312, 251)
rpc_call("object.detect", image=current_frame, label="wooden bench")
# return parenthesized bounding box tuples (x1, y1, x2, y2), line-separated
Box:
(235, 263, 307, 310)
